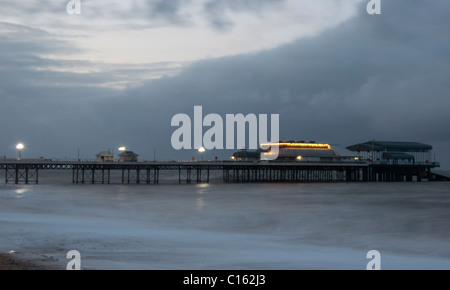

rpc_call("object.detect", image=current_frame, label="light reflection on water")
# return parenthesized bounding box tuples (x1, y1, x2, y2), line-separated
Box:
(196, 183, 210, 211)
(15, 188, 29, 194)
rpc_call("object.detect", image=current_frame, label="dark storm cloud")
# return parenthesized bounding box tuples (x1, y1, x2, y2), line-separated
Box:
(2, 0, 450, 166)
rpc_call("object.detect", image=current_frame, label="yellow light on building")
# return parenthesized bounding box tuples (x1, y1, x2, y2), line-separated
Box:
(296, 156, 302, 160)
(260, 142, 331, 149)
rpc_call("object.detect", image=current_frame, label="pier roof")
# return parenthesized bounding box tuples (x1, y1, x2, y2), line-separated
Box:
(346, 141, 432, 152)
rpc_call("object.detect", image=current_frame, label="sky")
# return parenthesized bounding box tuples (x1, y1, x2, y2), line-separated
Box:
(1, 0, 450, 168)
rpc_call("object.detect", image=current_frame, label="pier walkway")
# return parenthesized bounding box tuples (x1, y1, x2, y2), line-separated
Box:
(0, 160, 439, 184)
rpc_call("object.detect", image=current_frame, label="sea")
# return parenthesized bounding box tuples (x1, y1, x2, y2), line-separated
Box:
(0, 170, 449, 270)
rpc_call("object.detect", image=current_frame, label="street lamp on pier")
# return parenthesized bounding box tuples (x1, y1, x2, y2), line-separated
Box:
(16, 143, 24, 160)
(198, 147, 206, 161)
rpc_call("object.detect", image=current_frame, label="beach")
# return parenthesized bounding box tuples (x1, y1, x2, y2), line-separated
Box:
(1, 171, 450, 270)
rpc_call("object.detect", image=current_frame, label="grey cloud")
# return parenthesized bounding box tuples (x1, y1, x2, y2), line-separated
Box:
(0, 22, 76, 55)
(0, 20, 183, 92)
(148, 0, 188, 24)
(131, 0, 287, 30)
(0, 20, 175, 158)
(104, 0, 194, 27)
(0, 0, 288, 31)
(0, 1, 65, 15)
(203, 0, 286, 31)
(138, 0, 287, 30)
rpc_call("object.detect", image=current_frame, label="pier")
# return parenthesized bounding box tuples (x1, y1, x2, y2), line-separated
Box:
(0, 160, 439, 185)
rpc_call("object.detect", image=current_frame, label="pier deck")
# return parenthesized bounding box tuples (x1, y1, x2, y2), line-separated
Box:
(0, 160, 439, 184)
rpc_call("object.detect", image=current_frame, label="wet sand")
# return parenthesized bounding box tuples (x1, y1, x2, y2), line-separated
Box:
(0, 253, 59, 270)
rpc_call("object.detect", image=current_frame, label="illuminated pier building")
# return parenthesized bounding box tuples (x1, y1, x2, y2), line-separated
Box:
(232, 142, 359, 163)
